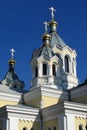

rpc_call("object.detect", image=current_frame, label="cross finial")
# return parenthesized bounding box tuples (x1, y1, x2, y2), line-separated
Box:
(43, 21, 48, 33)
(49, 7, 56, 19)
(10, 48, 15, 59)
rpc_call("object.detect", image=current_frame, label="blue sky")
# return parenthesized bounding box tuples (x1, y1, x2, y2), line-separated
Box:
(0, 0, 87, 89)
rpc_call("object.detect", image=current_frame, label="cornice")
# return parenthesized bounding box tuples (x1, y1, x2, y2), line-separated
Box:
(42, 102, 64, 121)
(24, 86, 69, 103)
(70, 84, 87, 99)
(64, 101, 87, 116)
(42, 101, 87, 121)
(41, 86, 68, 99)
(0, 91, 22, 102)
(0, 105, 40, 121)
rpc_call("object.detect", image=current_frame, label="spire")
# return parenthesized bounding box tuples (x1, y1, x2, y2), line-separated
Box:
(2, 48, 25, 89)
(42, 21, 51, 46)
(8, 48, 16, 72)
(49, 7, 58, 33)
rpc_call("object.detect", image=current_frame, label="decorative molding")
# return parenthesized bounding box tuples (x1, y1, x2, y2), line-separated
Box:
(0, 92, 22, 102)
(0, 105, 40, 121)
(24, 86, 69, 103)
(42, 101, 87, 121)
(70, 84, 87, 98)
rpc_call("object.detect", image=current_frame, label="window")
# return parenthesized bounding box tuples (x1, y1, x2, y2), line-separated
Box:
(52, 64, 56, 76)
(35, 66, 38, 77)
(31, 128, 34, 130)
(23, 127, 27, 130)
(65, 55, 69, 73)
(79, 124, 83, 130)
(53, 126, 56, 130)
(43, 63, 47, 75)
(14, 86, 17, 88)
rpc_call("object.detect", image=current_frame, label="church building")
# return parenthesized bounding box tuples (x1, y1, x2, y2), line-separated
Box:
(0, 7, 87, 130)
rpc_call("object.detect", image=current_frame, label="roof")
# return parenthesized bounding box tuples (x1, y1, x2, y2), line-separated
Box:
(39, 44, 53, 58)
(50, 32, 67, 48)
(0, 84, 27, 95)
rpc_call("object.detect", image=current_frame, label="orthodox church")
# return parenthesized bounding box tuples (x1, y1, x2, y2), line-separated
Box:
(0, 7, 87, 130)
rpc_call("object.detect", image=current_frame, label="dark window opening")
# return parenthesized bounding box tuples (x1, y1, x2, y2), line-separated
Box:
(31, 128, 34, 130)
(43, 63, 47, 75)
(52, 64, 56, 76)
(23, 128, 27, 130)
(79, 125, 83, 130)
(14, 86, 17, 88)
(35, 66, 38, 77)
(65, 56, 69, 73)
(48, 128, 51, 130)
(53, 126, 56, 130)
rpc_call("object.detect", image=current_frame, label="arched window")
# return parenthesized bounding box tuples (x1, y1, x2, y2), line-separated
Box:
(52, 64, 56, 76)
(79, 124, 83, 130)
(35, 66, 38, 77)
(43, 63, 47, 75)
(23, 127, 27, 130)
(65, 55, 69, 73)
(53, 126, 56, 130)
(31, 128, 34, 130)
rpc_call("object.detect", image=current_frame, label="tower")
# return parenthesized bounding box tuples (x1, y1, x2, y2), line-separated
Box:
(30, 7, 78, 90)
(24, 7, 78, 109)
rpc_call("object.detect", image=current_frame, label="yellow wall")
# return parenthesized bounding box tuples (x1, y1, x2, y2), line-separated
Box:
(18, 119, 40, 130)
(44, 119, 58, 130)
(75, 116, 87, 130)
(42, 96, 62, 108)
(25, 96, 41, 108)
(25, 95, 62, 108)
(72, 95, 87, 104)
(0, 100, 18, 107)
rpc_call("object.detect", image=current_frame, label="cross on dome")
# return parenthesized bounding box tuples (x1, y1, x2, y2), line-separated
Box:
(49, 7, 56, 19)
(43, 21, 48, 33)
(10, 48, 15, 59)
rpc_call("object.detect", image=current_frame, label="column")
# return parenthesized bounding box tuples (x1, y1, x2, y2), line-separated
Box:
(49, 65, 52, 76)
(66, 113, 75, 130)
(9, 117, 18, 130)
(38, 63, 42, 77)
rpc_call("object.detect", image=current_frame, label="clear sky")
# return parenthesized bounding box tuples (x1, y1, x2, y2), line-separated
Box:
(0, 0, 87, 90)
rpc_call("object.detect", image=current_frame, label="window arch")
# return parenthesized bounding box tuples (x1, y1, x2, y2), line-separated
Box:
(85, 125, 87, 130)
(23, 127, 27, 130)
(35, 66, 38, 77)
(65, 55, 70, 73)
(79, 124, 83, 130)
(43, 63, 47, 75)
(52, 64, 56, 76)
(31, 128, 34, 130)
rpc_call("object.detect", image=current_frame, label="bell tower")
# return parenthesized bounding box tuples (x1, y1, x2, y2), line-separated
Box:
(30, 7, 78, 90)
(30, 19, 64, 90)
(24, 7, 78, 109)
